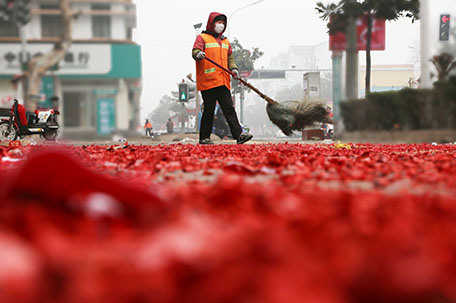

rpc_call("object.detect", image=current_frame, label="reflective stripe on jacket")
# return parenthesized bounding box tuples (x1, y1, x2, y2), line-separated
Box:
(196, 33, 231, 91)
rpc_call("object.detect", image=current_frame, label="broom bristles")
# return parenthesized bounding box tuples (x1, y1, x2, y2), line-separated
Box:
(266, 98, 332, 136)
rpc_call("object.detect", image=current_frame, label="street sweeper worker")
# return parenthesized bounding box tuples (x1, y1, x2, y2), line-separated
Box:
(192, 12, 253, 145)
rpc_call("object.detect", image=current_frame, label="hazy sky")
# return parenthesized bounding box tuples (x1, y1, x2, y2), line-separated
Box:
(135, 0, 422, 118)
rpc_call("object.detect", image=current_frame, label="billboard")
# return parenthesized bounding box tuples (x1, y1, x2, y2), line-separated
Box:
(329, 16, 386, 51)
(0, 44, 111, 75)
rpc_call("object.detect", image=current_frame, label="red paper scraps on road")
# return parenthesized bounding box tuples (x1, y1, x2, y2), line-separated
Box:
(0, 143, 455, 302)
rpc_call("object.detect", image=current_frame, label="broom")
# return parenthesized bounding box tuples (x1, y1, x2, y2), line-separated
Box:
(204, 57, 332, 136)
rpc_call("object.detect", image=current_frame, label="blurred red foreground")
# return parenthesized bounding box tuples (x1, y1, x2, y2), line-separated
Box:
(1, 143, 456, 302)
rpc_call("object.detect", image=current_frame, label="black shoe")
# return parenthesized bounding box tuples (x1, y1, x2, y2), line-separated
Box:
(199, 138, 214, 145)
(237, 133, 253, 144)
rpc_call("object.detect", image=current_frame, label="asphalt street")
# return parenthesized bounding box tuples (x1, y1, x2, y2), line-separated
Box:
(61, 136, 332, 146)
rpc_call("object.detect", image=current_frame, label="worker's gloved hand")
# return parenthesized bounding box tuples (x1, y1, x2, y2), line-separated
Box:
(196, 51, 206, 60)
(231, 68, 240, 79)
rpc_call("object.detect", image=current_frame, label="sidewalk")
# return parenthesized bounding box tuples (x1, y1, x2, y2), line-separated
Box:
(54, 132, 327, 146)
(8, 129, 455, 146)
(340, 129, 456, 144)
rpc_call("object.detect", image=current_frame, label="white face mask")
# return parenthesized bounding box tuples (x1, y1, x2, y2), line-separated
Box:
(214, 23, 225, 34)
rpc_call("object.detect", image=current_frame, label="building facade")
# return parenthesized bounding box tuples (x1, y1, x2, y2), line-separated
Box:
(0, 0, 142, 139)
(359, 64, 416, 97)
(270, 42, 332, 70)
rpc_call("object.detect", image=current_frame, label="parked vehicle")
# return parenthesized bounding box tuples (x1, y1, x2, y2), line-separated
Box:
(0, 99, 60, 141)
(322, 123, 334, 139)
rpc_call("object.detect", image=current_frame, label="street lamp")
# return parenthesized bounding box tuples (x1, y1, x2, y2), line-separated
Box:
(193, 22, 202, 36)
(228, 0, 264, 38)
(227, 0, 264, 125)
(192, 23, 203, 132)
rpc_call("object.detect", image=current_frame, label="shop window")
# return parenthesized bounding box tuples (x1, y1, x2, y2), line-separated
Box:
(63, 92, 93, 127)
(0, 19, 19, 37)
(127, 27, 133, 40)
(92, 16, 111, 38)
(92, 3, 111, 38)
(91, 3, 110, 10)
(41, 15, 64, 37)
(40, 4, 63, 38)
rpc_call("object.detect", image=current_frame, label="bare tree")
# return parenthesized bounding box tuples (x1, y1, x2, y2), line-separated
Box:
(25, 0, 73, 111)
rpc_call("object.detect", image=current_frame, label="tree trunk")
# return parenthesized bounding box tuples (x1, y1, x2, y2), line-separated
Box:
(25, 0, 72, 111)
(365, 11, 372, 95)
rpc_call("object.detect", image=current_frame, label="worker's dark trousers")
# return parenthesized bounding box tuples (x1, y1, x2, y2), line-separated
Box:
(200, 85, 242, 141)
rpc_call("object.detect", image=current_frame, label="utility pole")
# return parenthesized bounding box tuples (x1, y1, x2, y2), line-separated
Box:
(332, 51, 343, 134)
(345, 13, 359, 100)
(178, 80, 188, 133)
(228, 0, 264, 126)
(420, 0, 432, 88)
(240, 86, 244, 124)
(194, 85, 201, 133)
(19, 25, 28, 103)
(20, 26, 26, 68)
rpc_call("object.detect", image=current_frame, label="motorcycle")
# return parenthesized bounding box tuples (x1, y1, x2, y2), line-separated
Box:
(0, 99, 60, 141)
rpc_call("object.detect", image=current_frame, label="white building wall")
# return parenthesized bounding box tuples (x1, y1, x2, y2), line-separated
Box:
(27, 16, 41, 39)
(24, 2, 130, 41)
(112, 3, 128, 40)
(314, 41, 332, 70)
(73, 15, 92, 39)
(111, 15, 126, 40)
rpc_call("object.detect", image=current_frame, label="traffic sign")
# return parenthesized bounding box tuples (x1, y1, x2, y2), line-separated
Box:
(329, 15, 386, 51)
(240, 71, 253, 78)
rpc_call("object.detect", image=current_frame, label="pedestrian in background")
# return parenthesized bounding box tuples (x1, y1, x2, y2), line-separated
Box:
(144, 119, 153, 137)
(166, 118, 174, 134)
(192, 11, 252, 145)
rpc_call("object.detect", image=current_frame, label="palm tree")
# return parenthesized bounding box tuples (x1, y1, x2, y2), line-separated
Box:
(431, 53, 456, 81)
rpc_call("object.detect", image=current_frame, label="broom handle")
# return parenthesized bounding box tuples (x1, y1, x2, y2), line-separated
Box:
(203, 57, 278, 105)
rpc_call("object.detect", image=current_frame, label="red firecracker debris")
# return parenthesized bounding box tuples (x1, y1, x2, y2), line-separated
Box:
(0, 143, 456, 302)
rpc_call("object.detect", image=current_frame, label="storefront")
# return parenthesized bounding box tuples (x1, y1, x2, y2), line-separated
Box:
(0, 43, 142, 139)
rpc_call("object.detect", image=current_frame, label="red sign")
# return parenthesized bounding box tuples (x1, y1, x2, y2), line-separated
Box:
(329, 15, 386, 51)
(240, 71, 253, 78)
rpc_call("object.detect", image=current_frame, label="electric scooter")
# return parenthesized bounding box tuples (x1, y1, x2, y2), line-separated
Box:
(0, 99, 60, 141)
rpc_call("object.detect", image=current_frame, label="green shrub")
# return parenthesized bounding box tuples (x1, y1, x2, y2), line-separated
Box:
(340, 78, 456, 131)
(340, 99, 368, 131)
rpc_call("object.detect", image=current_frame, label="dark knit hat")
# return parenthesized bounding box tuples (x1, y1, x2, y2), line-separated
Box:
(214, 15, 227, 23)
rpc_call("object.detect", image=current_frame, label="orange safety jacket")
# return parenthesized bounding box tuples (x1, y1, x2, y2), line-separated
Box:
(144, 122, 152, 129)
(195, 33, 231, 91)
